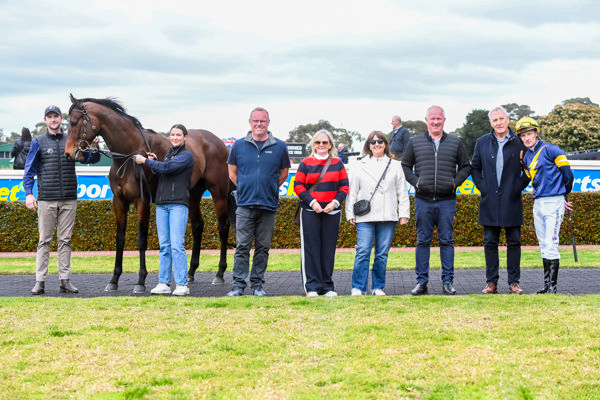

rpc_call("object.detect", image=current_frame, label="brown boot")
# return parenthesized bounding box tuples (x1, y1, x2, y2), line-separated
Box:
(31, 281, 45, 295)
(482, 283, 497, 294)
(60, 279, 78, 294)
(509, 282, 523, 294)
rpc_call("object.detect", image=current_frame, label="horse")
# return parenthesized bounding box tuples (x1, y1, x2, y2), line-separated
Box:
(64, 94, 235, 293)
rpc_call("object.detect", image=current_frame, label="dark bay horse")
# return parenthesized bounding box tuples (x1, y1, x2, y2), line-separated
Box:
(65, 94, 235, 292)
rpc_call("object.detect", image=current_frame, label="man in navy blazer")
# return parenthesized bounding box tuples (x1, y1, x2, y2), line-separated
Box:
(471, 106, 530, 295)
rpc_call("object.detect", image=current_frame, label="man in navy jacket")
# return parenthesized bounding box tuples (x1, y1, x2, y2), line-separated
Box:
(227, 107, 290, 297)
(471, 106, 530, 295)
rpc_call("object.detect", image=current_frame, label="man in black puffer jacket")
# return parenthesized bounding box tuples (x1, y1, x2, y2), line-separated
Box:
(402, 105, 471, 296)
(23, 105, 100, 295)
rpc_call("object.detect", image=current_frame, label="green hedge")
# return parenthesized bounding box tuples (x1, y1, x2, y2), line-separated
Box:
(0, 192, 598, 252)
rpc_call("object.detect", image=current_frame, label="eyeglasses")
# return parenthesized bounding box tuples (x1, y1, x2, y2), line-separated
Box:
(370, 139, 384, 145)
(250, 119, 268, 125)
(314, 141, 329, 145)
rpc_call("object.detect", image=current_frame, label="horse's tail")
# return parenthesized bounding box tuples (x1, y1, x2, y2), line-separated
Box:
(228, 180, 237, 229)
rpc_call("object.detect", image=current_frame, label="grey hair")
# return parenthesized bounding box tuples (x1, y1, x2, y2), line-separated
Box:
(426, 105, 445, 118)
(488, 106, 509, 120)
(308, 129, 338, 158)
(392, 115, 401, 123)
(249, 107, 270, 120)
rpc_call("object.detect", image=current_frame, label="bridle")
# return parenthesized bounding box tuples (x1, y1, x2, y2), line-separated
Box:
(71, 101, 154, 202)
(71, 101, 152, 159)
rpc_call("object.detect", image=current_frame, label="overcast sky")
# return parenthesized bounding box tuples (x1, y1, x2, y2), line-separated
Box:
(1, 0, 599, 149)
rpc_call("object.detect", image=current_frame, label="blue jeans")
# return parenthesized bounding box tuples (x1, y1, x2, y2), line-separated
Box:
(414, 198, 456, 284)
(232, 206, 276, 290)
(156, 204, 189, 286)
(352, 221, 397, 292)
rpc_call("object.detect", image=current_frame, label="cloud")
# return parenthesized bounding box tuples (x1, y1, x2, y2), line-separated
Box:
(1, 0, 599, 140)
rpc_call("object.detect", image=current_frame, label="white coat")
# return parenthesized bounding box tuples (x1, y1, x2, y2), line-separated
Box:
(345, 155, 410, 223)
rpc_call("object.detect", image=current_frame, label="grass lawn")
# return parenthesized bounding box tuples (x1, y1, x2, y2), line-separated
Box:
(1, 248, 599, 275)
(1, 295, 600, 399)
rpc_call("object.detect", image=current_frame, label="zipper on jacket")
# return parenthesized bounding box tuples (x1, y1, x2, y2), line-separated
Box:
(56, 136, 64, 198)
(432, 141, 438, 202)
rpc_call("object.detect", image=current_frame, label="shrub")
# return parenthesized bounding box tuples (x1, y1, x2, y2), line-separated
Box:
(0, 192, 597, 252)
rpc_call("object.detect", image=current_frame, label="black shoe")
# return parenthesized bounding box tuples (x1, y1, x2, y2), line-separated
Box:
(443, 283, 456, 295)
(60, 279, 78, 294)
(411, 282, 428, 296)
(31, 281, 45, 295)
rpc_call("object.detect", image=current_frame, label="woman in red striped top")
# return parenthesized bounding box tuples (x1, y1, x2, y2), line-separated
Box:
(294, 129, 349, 297)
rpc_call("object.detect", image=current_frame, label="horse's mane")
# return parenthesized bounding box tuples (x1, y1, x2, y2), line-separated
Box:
(69, 97, 144, 131)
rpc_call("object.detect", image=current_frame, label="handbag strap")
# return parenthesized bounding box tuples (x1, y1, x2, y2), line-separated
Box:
(307, 156, 332, 194)
(368, 158, 392, 201)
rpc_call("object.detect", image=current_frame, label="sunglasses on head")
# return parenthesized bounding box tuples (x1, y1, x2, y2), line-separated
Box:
(314, 140, 329, 145)
(370, 139, 384, 145)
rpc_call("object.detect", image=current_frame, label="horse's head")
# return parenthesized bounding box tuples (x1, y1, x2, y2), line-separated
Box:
(65, 93, 100, 161)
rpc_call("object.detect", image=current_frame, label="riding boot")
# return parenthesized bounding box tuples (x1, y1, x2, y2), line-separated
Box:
(548, 259, 560, 294)
(60, 279, 79, 294)
(536, 258, 551, 294)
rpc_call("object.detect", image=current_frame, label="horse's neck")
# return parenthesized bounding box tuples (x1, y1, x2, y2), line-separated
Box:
(100, 124, 148, 155)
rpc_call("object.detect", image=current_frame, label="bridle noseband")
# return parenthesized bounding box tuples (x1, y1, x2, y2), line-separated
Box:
(71, 102, 100, 161)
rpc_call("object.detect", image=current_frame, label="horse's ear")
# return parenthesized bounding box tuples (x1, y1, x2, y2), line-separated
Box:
(69, 93, 78, 105)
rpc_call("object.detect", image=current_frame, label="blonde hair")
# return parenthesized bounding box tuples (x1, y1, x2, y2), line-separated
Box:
(308, 129, 338, 157)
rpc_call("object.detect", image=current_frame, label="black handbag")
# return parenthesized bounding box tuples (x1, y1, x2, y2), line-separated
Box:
(294, 157, 332, 226)
(353, 159, 391, 217)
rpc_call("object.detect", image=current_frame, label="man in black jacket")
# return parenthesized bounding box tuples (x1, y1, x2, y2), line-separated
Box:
(23, 105, 100, 295)
(389, 115, 410, 160)
(402, 106, 471, 295)
(471, 106, 530, 295)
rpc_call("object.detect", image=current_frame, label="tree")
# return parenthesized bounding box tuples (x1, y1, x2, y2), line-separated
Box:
(456, 109, 490, 157)
(502, 103, 536, 121)
(402, 120, 428, 137)
(540, 103, 600, 151)
(562, 97, 599, 107)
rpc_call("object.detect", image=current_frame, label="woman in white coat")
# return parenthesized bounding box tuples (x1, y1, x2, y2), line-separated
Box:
(346, 131, 410, 296)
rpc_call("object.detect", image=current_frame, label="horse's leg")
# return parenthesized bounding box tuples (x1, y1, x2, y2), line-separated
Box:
(105, 198, 129, 292)
(133, 200, 150, 293)
(187, 191, 204, 283)
(212, 188, 231, 285)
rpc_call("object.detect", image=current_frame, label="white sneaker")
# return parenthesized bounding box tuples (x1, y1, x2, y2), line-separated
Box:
(324, 291, 338, 297)
(372, 288, 386, 296)
(306, 291, 319, 297)
(172, 285, 190, 296)
(151, 283, 171, 295)
(351, 288, 363, 296)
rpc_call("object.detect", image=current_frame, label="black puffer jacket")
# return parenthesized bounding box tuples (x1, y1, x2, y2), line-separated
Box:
(401, 132, 471, 202)
(36, 132, 78, 201)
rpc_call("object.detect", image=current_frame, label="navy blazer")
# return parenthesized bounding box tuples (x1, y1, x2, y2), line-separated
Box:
(471, 129, 530, 227)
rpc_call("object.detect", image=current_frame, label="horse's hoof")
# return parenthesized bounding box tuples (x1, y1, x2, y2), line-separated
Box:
(188, 274, 195, 283)
(105, 283, 118, 292)
(212, 276, 225, 285)
(133, 285, 146, 294)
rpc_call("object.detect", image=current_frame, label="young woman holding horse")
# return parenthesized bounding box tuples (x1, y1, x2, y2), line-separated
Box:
(135, 124, 194, 296)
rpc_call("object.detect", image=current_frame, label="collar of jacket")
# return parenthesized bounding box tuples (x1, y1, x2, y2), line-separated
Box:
(244, 131, 277, 148)
(45, 129, 64, 139)
(529, 138, 544, 153)
(424, 131, 447, 142)
(166, 143, 186, 158)
(488, 128, 518, 143)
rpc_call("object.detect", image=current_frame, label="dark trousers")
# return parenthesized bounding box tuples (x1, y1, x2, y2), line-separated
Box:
(483, 225, 522, 285)
(299, 208, 341, 294)
(232, 207, 276, 290)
